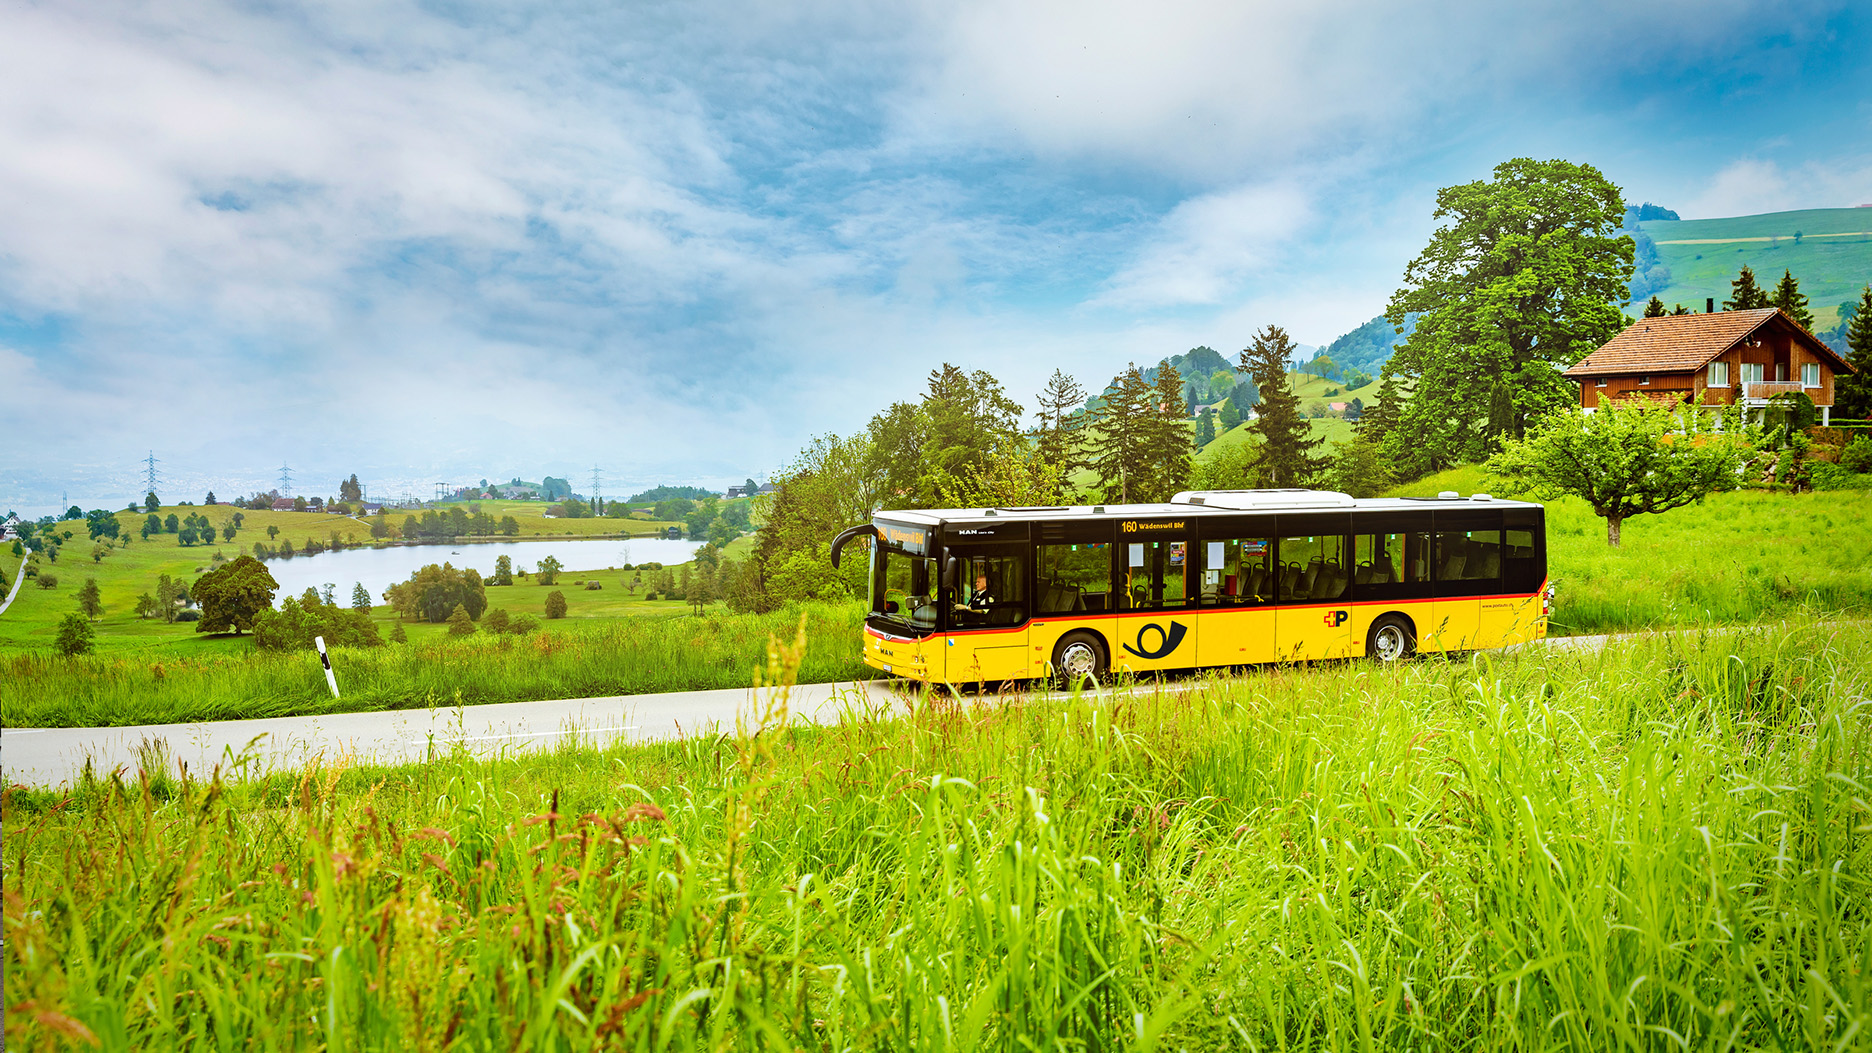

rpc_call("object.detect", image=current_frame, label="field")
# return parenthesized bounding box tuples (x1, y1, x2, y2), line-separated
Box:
(6, 619, 1869, 1048)
(1639, 207, 1872, 329)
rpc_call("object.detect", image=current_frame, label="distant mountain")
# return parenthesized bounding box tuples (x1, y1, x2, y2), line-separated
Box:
(1315, 314, 1416, 381)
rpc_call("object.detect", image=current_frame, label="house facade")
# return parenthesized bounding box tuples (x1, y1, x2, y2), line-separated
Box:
(1564, 308, 1853, 424)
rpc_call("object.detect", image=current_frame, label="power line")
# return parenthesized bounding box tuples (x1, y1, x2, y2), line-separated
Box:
(142, 450, 162, 494)
(590, 466, 603, 513)
(278, 463, 293, 493)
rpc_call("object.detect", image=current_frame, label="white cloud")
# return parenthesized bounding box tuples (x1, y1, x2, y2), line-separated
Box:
(1681, 156, 1872, 218)
(1095, 182, 1312, 307)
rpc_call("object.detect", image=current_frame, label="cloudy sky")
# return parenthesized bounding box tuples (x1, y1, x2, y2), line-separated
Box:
(4, 0, 1868, 512)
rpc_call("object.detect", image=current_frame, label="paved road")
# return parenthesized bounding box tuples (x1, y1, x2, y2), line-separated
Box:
(1, 679, 914, 788)
(0, 548, 27, 616)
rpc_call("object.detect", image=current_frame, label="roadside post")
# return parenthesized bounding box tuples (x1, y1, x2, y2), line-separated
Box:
(315, 636, 340, 698)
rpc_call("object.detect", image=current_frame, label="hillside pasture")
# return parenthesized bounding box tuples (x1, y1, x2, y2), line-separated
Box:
(1639, 207, 1872, 329)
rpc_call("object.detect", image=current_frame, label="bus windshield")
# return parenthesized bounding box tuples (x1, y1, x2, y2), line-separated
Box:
(869, 543, 939, 633)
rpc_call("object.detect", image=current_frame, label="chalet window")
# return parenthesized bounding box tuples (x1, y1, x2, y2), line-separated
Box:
(1639, 375, 1651, 385)
(1741, 363, 1765, 384)
(1802, 363, 1820, 388)
(1595, 377, 1607, 387)
(1707, 361, 1729, 387)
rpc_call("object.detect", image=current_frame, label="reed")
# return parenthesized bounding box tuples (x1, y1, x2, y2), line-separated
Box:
(7, 618, 1869, 1049)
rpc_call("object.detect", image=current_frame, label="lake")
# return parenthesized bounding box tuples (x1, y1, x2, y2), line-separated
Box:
(262, 537, 704, 606)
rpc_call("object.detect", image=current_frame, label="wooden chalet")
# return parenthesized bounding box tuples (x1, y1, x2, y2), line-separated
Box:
(1564, 307, 1854, 424)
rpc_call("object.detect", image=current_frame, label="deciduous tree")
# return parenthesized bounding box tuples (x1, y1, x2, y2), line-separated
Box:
(192, 555, 280, 634)
(56, 613, 94, 656)
(1485, 396, 1754, 546)
(144, 492, 161, 513)
(544, 590, 568, 619)
(76, 577, 103, 619)
(536, 555, 562, 585)
(1385, 157, 1633, 467)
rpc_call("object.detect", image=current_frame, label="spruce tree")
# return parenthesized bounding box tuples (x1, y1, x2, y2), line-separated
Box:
(1644, 296, 1666, 318)
(1769, 268, 1814, 330)
(1090, 366, 1153, 503)
(1359, 370, 1405, 448)
(1240, 326, 1327, 487)
(1838, 284, 1872, 421)
(1724, 265, 1770, 310)
(1146, 364, 1193, 500)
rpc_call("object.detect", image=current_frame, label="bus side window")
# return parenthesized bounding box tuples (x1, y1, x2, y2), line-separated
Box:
(1203, 537, 1273, 605)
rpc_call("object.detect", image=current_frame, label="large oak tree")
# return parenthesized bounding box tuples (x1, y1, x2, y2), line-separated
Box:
(1385, 158, 1633, 473)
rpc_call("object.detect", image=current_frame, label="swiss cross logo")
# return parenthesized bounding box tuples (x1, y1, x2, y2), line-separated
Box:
(1321, 610, 1349, 628)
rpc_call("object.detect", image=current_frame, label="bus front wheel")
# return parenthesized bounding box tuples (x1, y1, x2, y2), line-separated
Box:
(1367, 616, 1416, 663)
(1052, 632, 1106, 690)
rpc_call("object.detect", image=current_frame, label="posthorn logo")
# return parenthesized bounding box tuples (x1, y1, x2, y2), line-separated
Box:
(1122, 621, 1188, 659)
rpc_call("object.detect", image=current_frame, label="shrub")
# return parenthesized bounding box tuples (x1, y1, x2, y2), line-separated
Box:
(544, 591, 568, 619)
(390, 621, 407, 643)
(484, 608, 511, 634)
(644, 591, 659, 601)
(1842, 437, 1872, 473)
(54, 614, 93, 657)
(175, 610, 201, 623)
(509, 613, 540, 635)
(584, 580, 602, 590)
(445, 603, 476, 636)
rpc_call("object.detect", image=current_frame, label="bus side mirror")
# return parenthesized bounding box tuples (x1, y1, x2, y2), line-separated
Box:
(943, 556, 959, 592)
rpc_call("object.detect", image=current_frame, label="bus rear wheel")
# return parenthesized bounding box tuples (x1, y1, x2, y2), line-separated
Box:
(1052, 632, 1106, 690)
(1367, 616, 1415, 663)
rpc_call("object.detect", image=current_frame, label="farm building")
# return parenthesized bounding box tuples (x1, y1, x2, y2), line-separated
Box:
(1564, 307, 1854, 424)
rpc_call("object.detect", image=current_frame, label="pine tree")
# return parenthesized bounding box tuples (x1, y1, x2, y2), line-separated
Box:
(1031, 369, 1089, 494)
(1644, 296, 1666, 318)
(1145, 364, 1193, 500)
(1838, 284, 1872, 421)
(1724, 265, 1770, 310)
(1671, 303, 1691, 315)
(1194, 407, 1217, 447)
(390, 621, 407, 643)
(445, 603, 475, 635)
(1240, 326, 1327, 487)
(1090, 366, 1153, 503)
(1769, 269, 1814, 331)
(1360, 370, 1404, 448)
(351, 582, 372, 612)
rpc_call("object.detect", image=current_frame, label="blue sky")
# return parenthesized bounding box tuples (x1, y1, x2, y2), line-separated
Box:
(3, 0, 1868, 513)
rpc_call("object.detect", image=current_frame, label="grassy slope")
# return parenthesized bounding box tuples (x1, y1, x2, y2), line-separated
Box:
(1388, 465, 1872, 634)
(1640, 207, 1872, 329)
(7, 621, 1870, 1047)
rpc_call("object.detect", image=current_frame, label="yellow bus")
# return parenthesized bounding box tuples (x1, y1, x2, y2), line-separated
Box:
(830, 488, 1551, 687)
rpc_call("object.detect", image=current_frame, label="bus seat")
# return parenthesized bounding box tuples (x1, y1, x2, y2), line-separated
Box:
(1439, 552, 1466, 580)
(1373, 559, 1396, 584)
(1354, 563, 1373, 585)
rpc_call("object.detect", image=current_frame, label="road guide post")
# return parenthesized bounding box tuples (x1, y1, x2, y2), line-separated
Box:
(315, 636, 340, 698)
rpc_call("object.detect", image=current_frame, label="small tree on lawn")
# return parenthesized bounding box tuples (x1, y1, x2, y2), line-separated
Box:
(492, 555, 514, 585)
(445, 603, 476, 635)
(1485, 395, 1754, 546)
(56, 613, 94, 657)
(76, 577, 103, 619)
(192, 555, 280, 634)
(537, 555, 562, 585)
(351, 582, 372, 612)
(390, 621, 407, 643)
(544, 590, 568, 619)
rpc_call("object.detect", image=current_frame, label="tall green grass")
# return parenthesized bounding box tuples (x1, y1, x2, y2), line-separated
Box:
(0, 602, 877, 728)
(7, 619, 1870, 1049)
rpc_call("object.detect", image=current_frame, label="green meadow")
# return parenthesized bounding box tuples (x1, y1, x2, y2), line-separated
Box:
(1639, 207, 1872, 329)
(6, 620, 1869, 1049)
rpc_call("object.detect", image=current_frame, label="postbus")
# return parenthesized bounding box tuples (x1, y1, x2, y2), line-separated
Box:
(830, 488, 1550, 687)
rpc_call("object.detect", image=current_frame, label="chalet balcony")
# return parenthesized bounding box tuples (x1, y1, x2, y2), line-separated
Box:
(1742, 380, 1807, 401)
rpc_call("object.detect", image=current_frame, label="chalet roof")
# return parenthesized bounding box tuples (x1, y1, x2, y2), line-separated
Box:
(1565, 308, 1852, 378)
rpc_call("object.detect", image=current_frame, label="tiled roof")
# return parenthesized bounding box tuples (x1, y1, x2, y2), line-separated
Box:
(1565, 308, 1852, 378)
(1563, 310, 1777, 377)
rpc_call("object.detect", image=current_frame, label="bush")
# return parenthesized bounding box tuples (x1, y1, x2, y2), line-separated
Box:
(484, 608, 511, 634)
(509, 613, 540, 635)
(1842, 437, 1872, 473)
(175, 610, 201, 623)
(544, 591, 568, 619)
(445, 603, 476, 636)
(584, 580, 602, 590)
(55, 614, 94, 657)
(37, 574, 58, 590)
(643, 591, 658, 601)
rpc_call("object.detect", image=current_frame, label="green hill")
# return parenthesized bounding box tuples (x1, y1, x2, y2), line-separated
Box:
(1634, 207, 1872, 332)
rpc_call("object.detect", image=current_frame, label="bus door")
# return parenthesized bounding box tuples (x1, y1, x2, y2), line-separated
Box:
(1273, 512, 1354, 660)
(1033, 520, 1117, 678)
(1195, 523, 1278, 667)
(1113, 519, 1196, 674)
(1430, 509, 1503, 651)
(942, 533, 1031, 686)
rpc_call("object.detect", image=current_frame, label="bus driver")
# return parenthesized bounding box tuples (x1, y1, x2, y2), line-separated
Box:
(956, 571, 994, 614)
